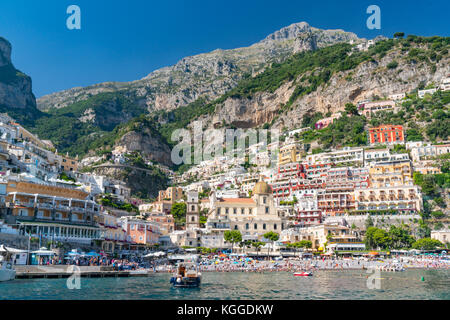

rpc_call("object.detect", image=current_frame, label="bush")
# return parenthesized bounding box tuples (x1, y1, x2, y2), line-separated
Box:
(387, 61, 399, 69)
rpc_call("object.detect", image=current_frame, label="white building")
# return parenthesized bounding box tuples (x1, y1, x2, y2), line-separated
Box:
(418, 88, 437, 98)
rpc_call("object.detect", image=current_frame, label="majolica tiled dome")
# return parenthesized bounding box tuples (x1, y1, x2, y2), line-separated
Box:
(252, 180, 272, 195)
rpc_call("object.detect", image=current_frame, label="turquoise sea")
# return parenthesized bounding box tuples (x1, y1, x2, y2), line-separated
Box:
(0, 269, 449, 300)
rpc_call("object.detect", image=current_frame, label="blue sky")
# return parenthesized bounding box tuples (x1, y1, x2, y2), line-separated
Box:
(0, 0, 448, 98)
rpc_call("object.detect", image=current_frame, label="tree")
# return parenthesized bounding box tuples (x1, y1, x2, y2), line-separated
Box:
(365, 215, 374, 229)
(412, 238, 443, 250)
(345, 103, 358, 115)
(263, 231, 279, 258)
(252, 241, 264, 257)
(365, 227, 393, 249)
(171, 202, 186, 227)
(394, 32, 405, 39)
(388, 225, 415, 249)
(224, 230, 242, 253)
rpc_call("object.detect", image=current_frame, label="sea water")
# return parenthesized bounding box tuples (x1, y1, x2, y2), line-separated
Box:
(0, 269, 448, 300)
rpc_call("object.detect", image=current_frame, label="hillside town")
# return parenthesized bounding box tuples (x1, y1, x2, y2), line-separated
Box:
(1, 79, 449, 266)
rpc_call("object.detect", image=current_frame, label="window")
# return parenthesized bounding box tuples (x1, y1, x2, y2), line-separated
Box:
(254, 224, 257, 230)
(263, 197, 267, 204)
(234, 225, 238, 230)
(241, 208, 244, 214)
(191, 216, 195, 222)
(274, 224, 277, 230)
(233, 208, 237, 214)
(263, 224, 266, 230)
(265, 207, 269, 214)
(245, 223, 249, 230)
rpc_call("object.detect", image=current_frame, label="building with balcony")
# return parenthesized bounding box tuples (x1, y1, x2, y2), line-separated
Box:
(354, 185, 422, 214)
(368, 160, 413, 188)
(97, 212, 127, 254)
(359, 100, 396, 118)
(280, 223, 359, 252)
(145, 212, 175, 235)
(5, 180, 101, 245)
(119, 216, 161, 246)
(278, 142, 303, 165)
(157, 187, 184, 203)
(317, 186, 356, 216)
(306, 147, 364, 166)
(368, 125, 404, 145)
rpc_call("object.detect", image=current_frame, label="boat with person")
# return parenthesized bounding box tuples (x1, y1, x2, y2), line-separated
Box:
(0, 245, 16, 282)
(170, 262, 201, 288)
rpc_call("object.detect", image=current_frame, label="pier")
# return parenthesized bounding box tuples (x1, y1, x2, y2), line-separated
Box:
(14, 265, 152, 279)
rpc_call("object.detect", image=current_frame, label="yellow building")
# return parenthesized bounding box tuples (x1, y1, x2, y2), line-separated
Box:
(157, 187, 183, 203)
(278, 142, 303, 165)
(369, 160, 413, 187)
(354, 185, 422, 214)
(211, 180, 286, 241)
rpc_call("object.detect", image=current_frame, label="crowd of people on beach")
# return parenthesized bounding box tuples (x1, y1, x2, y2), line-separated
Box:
(151, 254, 450, 273)
(34, 252, 450, 273)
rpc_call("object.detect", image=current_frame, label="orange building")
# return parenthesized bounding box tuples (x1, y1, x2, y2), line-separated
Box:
(368, 125, 404, 145)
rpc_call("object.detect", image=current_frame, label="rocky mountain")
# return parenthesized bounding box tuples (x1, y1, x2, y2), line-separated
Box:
(0, 37, 39, 124)
(37, 22, 361, 113)
(207, 38, 450, 131)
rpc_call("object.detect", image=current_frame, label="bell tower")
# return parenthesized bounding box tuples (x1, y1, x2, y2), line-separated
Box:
(186, 190, 200, 230)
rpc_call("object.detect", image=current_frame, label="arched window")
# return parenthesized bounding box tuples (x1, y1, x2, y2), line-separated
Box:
(191, 216, 195, 222)
(245, 223, 249, 230)
(263, 223, 266, 230)
(234, 225, 238, 230)
(254, 223, 258, 230)
(191, 205, 195, 211)
(274, 224, 277, 230)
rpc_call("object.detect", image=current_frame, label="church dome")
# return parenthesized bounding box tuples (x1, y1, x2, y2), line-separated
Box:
(252, 180, 273, 195)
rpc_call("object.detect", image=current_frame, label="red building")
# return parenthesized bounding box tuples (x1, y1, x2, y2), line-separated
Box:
(368, 125, 404, 145)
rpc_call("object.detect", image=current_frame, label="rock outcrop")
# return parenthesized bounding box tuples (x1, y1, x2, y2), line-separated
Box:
(0, 37, 37, 114)
(37, 22, 362, 113)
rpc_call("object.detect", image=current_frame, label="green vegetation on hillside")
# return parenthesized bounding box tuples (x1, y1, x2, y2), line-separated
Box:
(30, 91, 149, 156)
(7, 35, 447, 164)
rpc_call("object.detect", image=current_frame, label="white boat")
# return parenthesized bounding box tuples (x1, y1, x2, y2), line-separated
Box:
(0, 245, 16, 282)
(170, 262, 202, 288)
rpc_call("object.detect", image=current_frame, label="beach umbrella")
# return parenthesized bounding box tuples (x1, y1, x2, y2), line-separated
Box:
(85, 251, 101, 257)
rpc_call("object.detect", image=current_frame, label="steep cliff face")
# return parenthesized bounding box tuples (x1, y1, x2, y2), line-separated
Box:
(91, 165, 168, 199)
(37, 22, 361, 113)
(208, 40, 450, 131)
(0, 37, 38, 122)
(116, 127, 172, 167)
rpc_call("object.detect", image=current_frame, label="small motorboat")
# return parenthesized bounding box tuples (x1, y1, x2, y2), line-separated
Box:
(294, 271, 313, 277)
(0, 245, 16, 282)
(170, 262, 201, 288)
